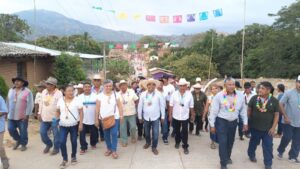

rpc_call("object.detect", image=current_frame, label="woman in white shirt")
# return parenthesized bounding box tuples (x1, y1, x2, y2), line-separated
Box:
(56, 85, 83, 169)
(95, 80, 123, 159)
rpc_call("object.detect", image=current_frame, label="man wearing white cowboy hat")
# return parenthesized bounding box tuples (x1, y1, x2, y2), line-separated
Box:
(118, 80, 139, 147)
(91, 74, 104, 142)
(191, 83, 207, 135)
(38, 76, 63, 155)
(7, 76, 33, 151)
(169, 78, 195, 155)
(138, 78, 165, 155)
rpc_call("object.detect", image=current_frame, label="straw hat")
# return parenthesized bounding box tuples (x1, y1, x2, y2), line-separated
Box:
(177, 78, 189, 86)
(44, 77, 58, 86)
(140, 78, 160, 89)
(196, 77, 201, 82)
(193, 83, 202, 89)
(92, 74, 102, 80)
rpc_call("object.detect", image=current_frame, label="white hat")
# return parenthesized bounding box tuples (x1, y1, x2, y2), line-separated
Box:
(193, 83, 202, 89)
(140, 78, 160, 88)
(45, 76, 58, 86)
(177, 78, 189, 86)
(119, 80, 128, 85)
(297, 75, 300, 82)
(187, 82, 191, 87)
(75, 83, 83, 89)
(93, 74, 102, 80)
(196, 77, 201, 82)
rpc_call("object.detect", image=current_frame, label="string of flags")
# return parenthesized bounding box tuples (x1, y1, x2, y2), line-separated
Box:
(92, 6, 223, 23)
(108, 42, 180, 50)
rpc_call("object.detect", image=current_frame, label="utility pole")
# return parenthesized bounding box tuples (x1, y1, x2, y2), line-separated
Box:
(33, 0, 37, 83)
(103, 43, 106, 80)
(241, 0, 246, 81)
(208, 30, 214, 80)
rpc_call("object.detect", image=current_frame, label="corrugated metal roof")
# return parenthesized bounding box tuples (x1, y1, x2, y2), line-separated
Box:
(1, 42, 104, 59)
(0, 42, 49, 57)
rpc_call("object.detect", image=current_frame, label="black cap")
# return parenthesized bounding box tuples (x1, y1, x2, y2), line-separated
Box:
(12, 77, 28, 87)
(235, 81, 242, 88)
(244, 82, 251, 89)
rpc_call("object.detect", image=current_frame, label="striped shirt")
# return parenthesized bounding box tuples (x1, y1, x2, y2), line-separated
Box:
(7, 87, 34, 120)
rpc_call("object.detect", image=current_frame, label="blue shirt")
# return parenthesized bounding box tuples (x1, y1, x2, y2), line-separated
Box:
(280, 89, 300, 127)
(0, 95, 8, 132)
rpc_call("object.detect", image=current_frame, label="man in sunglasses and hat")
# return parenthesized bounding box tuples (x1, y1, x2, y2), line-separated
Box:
(7, 76, 34, 151)
(38, 77, 63, 155)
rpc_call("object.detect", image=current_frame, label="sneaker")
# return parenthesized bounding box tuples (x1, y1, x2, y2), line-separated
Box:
(277, 153, 283, 159)
(13, 142, 20, 150)
(143, 144, 150, 149)
(100, 137, 105, 142)
(71, 157, 77, 165)
(171, 132, 175, 138)
(239, 136, 244, 141)
(175, 143, 180, 149)
(210, 142, 217, 149)
(131, 137, 137, 143)
(265, 166, 272, 169)
(80, 150, 86, 155)
(59, 161, 68, 169)
(249, 157, 257, 163)
(163, 139, 169, 145)
(20, 145, 27, 151)
(183, 148, 189, 155)
(121, 143, 128, 147)
(289, 157, 300, 164)
(51, 149, 59, 155)
(152, 148, 159, 155)
(221, 165, 227, 169)
(227, 159, 233, 165)
(1, 157, 9, 169)
(43, 145, 52, 154)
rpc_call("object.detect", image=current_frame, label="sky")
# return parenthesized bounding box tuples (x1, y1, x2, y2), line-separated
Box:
(0, 0, 297, 35)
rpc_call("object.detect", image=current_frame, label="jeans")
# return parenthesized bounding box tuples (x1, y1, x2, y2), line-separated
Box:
(40, 121, 60, 150)
(194, 115, 203, 135)
(137, 116, 144, 137)
(144, 119, 159, 149)
(216, 117, 237, 167)
(8, 120, 28, 146)
(162, 112, 170, 140)
(98, 123, 104, 139)
(277, 116, 283, 135)
(60, 125, 78, 161)
(173, 119, 189, 148)
(248, 128, 273, 167)
(120, 115, 137, 144)
(80, 124, 98, 150)
(277, 124, 300, 159)
(238, 115, 244, 137)
(104, 119, 119, 152)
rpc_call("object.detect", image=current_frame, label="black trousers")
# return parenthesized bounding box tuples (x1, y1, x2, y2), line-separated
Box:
(173, 118, 189, 148)
(194, 115, 204, 134)
(137, 116, 144, 137)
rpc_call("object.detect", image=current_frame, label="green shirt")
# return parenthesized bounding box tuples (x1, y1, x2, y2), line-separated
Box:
(192, 91, 207, 116)
(248, 95, 279, 131)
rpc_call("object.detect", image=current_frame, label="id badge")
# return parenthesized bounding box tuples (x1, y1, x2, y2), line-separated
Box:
(147, 101, 152, 106)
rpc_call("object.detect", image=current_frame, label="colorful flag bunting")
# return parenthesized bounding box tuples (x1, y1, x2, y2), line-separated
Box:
(123, 44, 129, 50)
(117, 12, 128, 20)
(146, 15, 156, 22)
(199, 11, 209, 21)
(173, 15, 183, 23)
(109, 44, 115, 49)
(159, 16, 169, 24)
(187, 14, 196, 22)
(213, 8, 223, 17)
(92, 6, 102, 10)
(133, 14, 142, 20)
(115, 44, 123, 49)
(144, 44, 149, 49)
(130, 44, 136, 49)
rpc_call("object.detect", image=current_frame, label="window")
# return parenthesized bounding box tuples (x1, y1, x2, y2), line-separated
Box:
(17, 62, 26, 78)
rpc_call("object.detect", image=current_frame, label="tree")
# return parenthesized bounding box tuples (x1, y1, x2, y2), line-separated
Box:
(0, 14, 30, 41)
(106, 59, 134, 82)
(0, 76, 9, 97)
(53, 53, 86, 86)
(172, 53, 219, 82)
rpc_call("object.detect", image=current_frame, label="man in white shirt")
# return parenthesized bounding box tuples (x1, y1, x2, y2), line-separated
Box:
(34, 82, 45, 119)
(161, 75, 175, 141)
(138, 78, 165, 155)
(91, 74, 104, 142)
(169, 78, 195, 155)
(78, 80, 98, 154)
(118, 80, 139, 147)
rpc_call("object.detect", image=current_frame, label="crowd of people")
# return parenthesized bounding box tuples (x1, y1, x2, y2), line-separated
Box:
(0, 74, 299, 169)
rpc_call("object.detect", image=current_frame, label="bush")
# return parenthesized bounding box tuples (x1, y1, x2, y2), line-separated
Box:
(0, 76, 9, 97)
